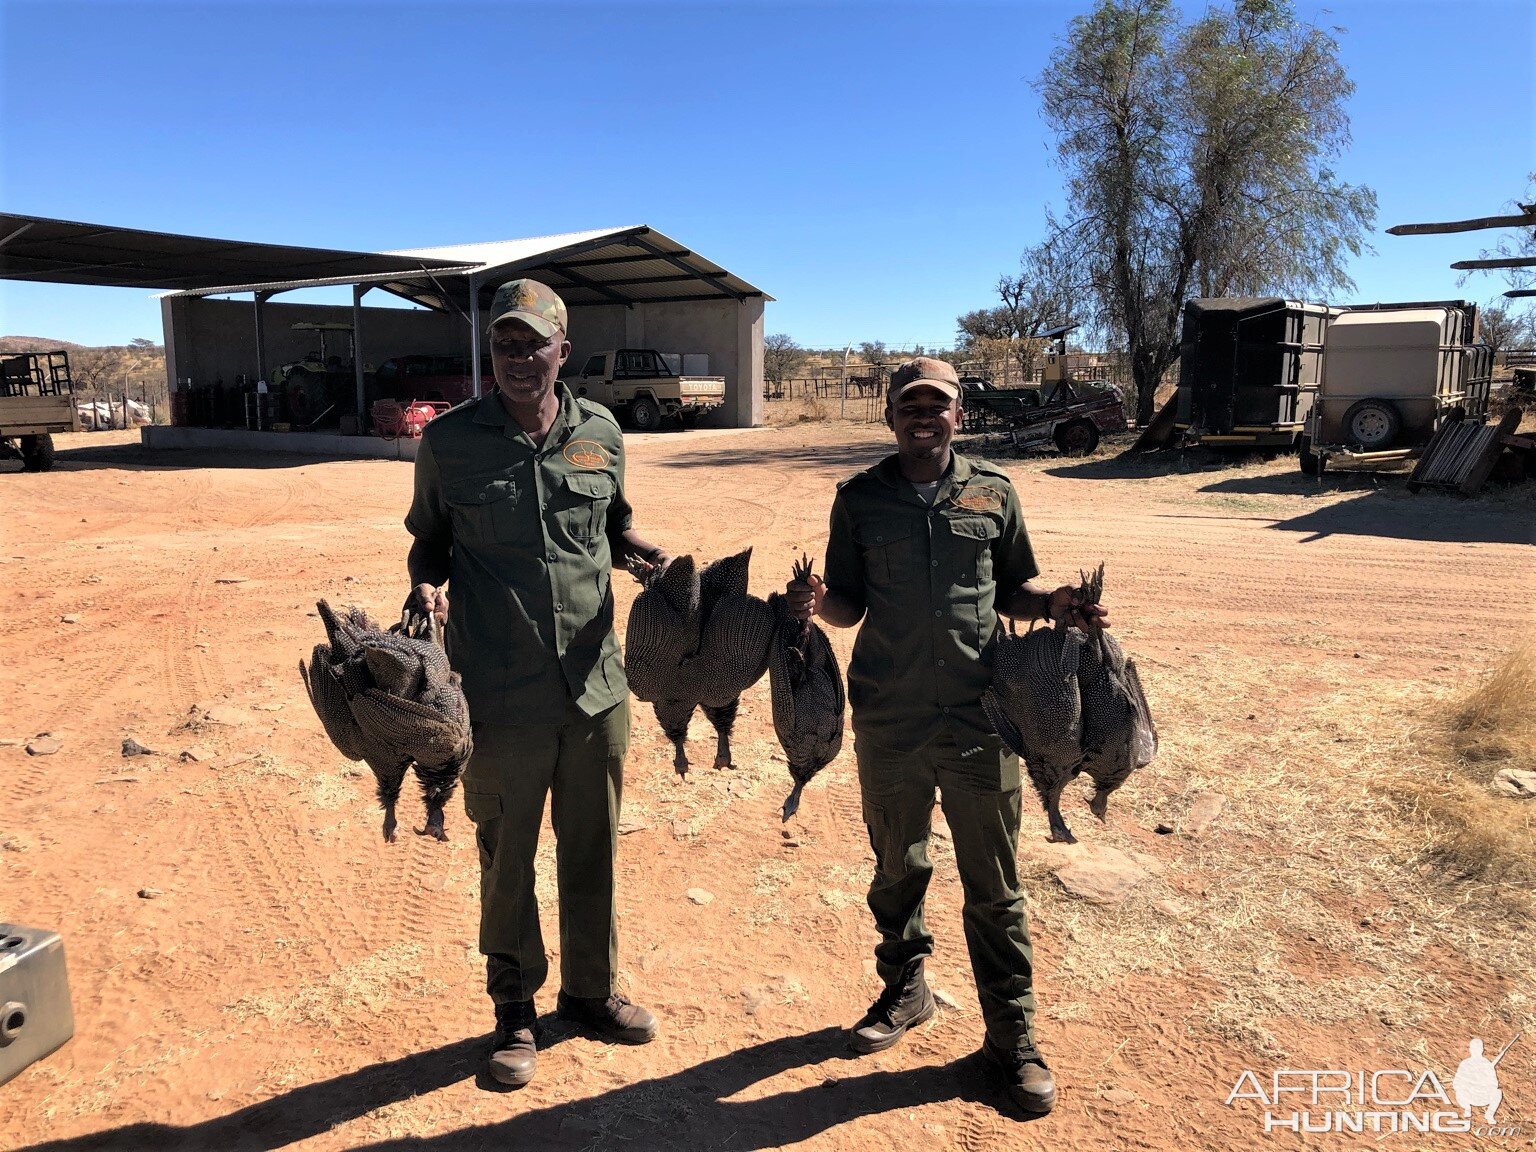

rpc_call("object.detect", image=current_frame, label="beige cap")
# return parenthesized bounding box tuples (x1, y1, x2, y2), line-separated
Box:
(889, 356, 961, 402)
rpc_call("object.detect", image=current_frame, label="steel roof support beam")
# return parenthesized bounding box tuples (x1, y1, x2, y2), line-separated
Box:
(539, 263, 633, 308)
(628, 234, 746, 301)
(353, 284, 369, 430)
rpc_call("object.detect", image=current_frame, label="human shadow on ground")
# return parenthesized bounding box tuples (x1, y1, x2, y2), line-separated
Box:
(17, 1026, 1031, 1151)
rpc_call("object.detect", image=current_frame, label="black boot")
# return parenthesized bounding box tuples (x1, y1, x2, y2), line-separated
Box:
(555, 991, 658, 1044)
(981, 1035, 1058, 1114)
(488, 1000, 539, 1087)
(848, 959, 935, 1054)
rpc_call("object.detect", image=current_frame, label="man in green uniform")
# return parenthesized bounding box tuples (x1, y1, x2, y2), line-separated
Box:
(405, 279, 669, 1087)
(786, 357, 1107, 1116)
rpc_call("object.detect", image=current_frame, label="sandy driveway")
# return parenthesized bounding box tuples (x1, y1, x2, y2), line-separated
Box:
(2, 423, 1532, 1150)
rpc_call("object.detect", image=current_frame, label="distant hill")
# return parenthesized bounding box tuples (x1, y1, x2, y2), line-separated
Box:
(0, 336, 86, 352)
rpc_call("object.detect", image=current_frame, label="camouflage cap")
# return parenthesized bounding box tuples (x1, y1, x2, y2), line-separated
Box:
(889, 356, 961, 402)
(487, 278, 567, 338)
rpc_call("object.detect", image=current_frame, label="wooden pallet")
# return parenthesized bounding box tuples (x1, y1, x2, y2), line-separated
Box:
(1407, 409, 1523, 495)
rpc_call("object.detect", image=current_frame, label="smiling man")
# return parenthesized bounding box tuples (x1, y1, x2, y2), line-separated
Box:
(405, 279, 669, 1088)
(786, 356, 1105, 1116)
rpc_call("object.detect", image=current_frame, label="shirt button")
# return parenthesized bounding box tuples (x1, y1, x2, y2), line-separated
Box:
(934, 610, 941, 617)
(931, 559, 939, 568)
(942, 706, 950, 714)
(876, 535, 884, 542)
(937, 658, 946, 667)
(547, 552, 557, 562)
(554, 602, 564, 612)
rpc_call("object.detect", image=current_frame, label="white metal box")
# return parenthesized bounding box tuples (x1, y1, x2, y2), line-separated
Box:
(0, 924, 75, 1086)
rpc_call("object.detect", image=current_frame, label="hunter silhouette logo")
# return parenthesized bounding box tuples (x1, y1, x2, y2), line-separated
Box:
(563, 440, 610, 470)
(1454, 1033, 1519, 1123)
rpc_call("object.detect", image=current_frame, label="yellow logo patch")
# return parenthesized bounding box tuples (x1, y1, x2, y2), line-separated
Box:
(953, 486, 1004, 512)
(563, 439, 611, 470)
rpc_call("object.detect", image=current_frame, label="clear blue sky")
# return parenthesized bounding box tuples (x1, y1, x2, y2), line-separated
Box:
(2, 0, 1532, 350)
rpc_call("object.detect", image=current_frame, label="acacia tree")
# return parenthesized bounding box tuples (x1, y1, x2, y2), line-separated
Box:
(1035, 0, 1375, 422)
(956, 246, 1080, 381)
(763, 333, 806, 390)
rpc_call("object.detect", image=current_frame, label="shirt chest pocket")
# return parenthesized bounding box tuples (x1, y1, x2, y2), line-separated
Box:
(944, 514, 1001, 585)
(553, 471, 615, 541)
(855, 522, 917, 584)
(446, 478, 523, 546)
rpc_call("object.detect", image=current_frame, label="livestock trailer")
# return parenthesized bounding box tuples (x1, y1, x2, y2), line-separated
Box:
(1174, 297, 1336, 451)
(1301, 301, 1492, 475)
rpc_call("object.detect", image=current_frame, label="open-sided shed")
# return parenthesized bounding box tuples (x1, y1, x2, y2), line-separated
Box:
(0, 213, 769, 431)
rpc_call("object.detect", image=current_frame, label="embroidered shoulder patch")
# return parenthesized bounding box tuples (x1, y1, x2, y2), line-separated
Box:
(953, 486, 1004, 512)
(562, 439, 611, 470)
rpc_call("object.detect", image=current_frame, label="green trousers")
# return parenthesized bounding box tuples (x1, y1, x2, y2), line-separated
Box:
(461, 698, 628, 1006)
(855, 726, 1037, 1049)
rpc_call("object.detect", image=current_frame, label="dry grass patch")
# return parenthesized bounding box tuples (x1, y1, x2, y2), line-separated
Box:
(1025, 647, 1533, 1061)
(1393, 636, 1536, 895)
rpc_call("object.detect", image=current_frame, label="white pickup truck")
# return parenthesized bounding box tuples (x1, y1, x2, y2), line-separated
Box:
(563, 348, 725, 430)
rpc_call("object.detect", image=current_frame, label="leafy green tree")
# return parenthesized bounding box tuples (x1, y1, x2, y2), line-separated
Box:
(1034, 0, 1375, 422)
(763, 333, 807, 389)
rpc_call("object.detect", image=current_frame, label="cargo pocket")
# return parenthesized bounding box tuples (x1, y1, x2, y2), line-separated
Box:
(558, 471, 615, 540)
(463, 788, 503, 871)
(446, 478, 521, 546)
(855, 522, 916, 584)
(945, 514, 1001, 585)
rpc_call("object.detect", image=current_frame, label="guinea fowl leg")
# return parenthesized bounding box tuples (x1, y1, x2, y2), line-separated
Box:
(1043, 777, 1077, 844)
(701, 699, 740, 770)
(372, 760, 409, 843)
(413, 762, 462, 841)
(654, 701, 695, 778)
(1088, 788, 1110, 822)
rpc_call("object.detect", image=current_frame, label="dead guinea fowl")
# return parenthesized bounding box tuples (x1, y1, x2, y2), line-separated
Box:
(1073, 563, 1157, 828)
(766, 555, 846, 821)
(623, 548, 775, 777)
(300, 599, 473, 842)
(983, 563, 1155, 843)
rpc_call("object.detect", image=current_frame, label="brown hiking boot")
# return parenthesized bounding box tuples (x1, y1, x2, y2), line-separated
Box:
(488, 1000, 539, 1087)
(981, 1035, 1057, 1114)
(555, 991, 658, 1044)
(848, 960, 936, 1054)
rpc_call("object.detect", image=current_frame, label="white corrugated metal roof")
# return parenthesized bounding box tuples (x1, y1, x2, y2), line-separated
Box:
(386, 226, 643, 267)
(161, 223, 769, 306)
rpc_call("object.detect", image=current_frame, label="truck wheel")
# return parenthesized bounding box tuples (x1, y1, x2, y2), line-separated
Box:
(630, 396, 662, 432)
(1053, 419, 1099, 456)
(1342, 398, 1401, 450)
(20, 434, 55, 472)
(1298, 435, 1325, 477)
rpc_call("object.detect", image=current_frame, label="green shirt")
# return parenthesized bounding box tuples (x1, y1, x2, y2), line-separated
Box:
(823, 452, 1039, 749)
(406, 385, 634, 723)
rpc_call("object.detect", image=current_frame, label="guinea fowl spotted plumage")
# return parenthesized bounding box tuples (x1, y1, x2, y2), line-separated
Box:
(983, 563, 1155, 843)
(766, 556, 846, 821)
(299, 600, 473, 842)
(1073, 564, 1157, 826)
(982, 613, 1086, 843)
(623, 548, 775, 776)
